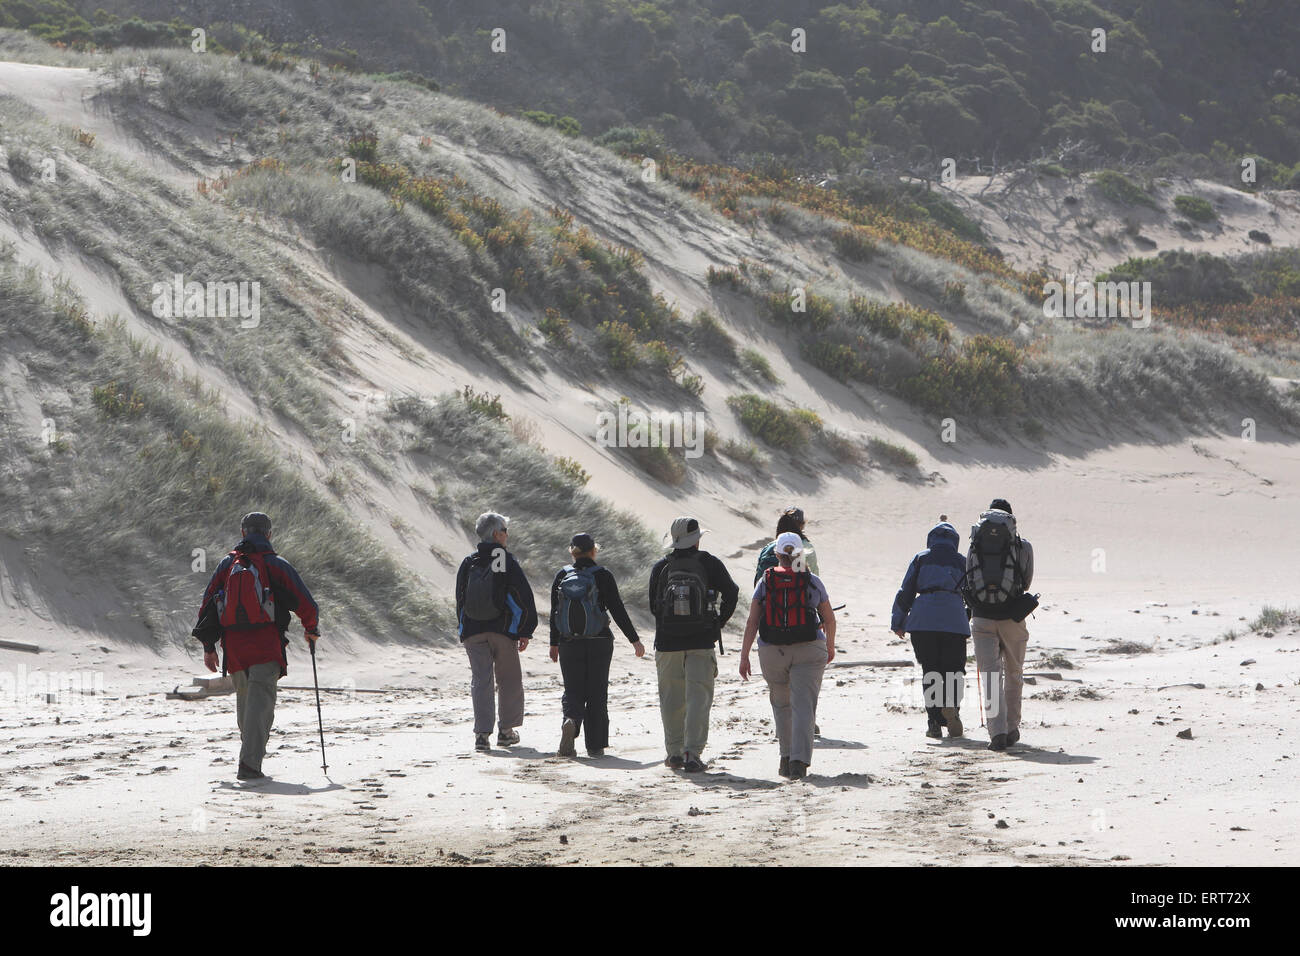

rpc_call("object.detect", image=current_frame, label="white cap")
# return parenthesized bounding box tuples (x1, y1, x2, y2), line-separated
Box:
(774, 531, 804, 557)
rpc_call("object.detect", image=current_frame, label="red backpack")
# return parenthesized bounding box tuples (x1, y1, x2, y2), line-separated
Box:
(216, 550, 277, 630)
(759, 567, 819, 645)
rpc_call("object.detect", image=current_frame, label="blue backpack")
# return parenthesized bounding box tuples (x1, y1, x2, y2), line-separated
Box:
(557, 565, 608, 638)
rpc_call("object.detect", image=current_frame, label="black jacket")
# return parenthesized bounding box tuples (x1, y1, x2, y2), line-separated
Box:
(455, 541, 538, 640)
(548, 557, 640, 645)
(648, 548, 739, 652)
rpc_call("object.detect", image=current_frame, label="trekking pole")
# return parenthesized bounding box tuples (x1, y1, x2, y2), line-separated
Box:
(309, 639, 329, 774)
(974, 660, 986, 729)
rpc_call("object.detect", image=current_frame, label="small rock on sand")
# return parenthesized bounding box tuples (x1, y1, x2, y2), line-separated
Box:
(1177, 728, 1194, 740)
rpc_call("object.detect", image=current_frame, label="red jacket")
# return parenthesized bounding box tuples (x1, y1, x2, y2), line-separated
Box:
(196, 535, 319, 675)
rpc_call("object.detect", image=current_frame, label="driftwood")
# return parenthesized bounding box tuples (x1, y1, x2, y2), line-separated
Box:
(0, 639, 40, 653)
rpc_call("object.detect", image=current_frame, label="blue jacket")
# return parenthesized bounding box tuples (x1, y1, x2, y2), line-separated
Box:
(891, 523, 970, 636)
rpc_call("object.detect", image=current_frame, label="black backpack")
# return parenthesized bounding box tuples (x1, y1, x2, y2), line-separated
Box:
(964, 510, 1024, 611)
(655, 552, 714, 634)
(463, 552, 507, 622)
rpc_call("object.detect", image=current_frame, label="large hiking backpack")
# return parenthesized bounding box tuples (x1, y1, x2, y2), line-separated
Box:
(556, 565, 609, 638)
(656, 552, 713, 634)
(964, 510, 1024, 610)
(463, 553, 507, 622)
(216, 550, 276, 631)
(759, 566, 820, 645)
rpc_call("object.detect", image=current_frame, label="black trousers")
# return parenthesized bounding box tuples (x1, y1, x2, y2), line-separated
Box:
(558, 637, 615, 750)
(910, 631, 967, 726)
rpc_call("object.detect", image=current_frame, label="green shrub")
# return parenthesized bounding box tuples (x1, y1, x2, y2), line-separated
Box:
(867, 437, 919, 470)
(719, 438, 767, 469)
(727, 394, 821, 449)
(346, 131, 379, 162)
(461, 385, 508, 420)
(1173, 194, 1216, 222)
(643, 339, 684, 376)
(554, 456, 590, 487)
(690, 310, 736, 359)
(739, 348, 782, 385)
(629, 443, 687, 485)
(680, 372, 705, 397)
(538, 309, 573, 344)
(830, 226, 877, 262)
(596, 320, 639, 370)
(707, 265, 745, 289)
(1093, 170, 1158, 209)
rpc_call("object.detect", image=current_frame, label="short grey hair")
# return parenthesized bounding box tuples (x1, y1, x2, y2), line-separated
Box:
(475, 512, 509, 541)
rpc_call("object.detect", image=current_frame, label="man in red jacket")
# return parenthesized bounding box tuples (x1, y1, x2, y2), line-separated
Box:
(194, 512, 320, 781)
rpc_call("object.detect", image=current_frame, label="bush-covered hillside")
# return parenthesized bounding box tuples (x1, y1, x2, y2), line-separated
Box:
(12, 0, 1300, 184)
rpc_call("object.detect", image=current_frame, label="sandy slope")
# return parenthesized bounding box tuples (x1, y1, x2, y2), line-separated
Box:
(2, 58, 1299, 865)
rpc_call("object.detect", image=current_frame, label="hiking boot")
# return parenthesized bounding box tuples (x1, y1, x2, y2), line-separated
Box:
(237, 762, 266, 781)
(1007, 729, 1020, 746)
(942, 707, 964, 738)
(682, 753, 707, 773)
(475, 733, 491, 752)
(926, 720, 943, 740)
(497, 728, 520, 747)
(557, 718, 577, 757)
(779, 756, 791, 778)
(665, 754, 684, 770)
(988, 733, 1008, 752)
(788, 759, 808, 780)
(586, 748, 604, 759)
(813, 723, 821, 737)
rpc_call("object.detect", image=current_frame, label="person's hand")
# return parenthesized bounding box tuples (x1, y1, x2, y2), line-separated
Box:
(518, 637, 530, 653)
(633, 641, 645, 659)
(549, 645, 559, 663)
(826, 640, 836, 664)
(739, 654, 751, 681)
(305, 631, 319, 647)
(203, 650, 219, 673)
(892, 629, 905, 638)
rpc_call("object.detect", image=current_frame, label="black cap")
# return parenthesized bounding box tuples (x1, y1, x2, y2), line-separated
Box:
(570, 533, 596, 552)
(990, 498, 1013, 514)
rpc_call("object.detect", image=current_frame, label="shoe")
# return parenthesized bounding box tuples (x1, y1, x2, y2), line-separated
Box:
(475, 733, 490, 752)
(586, 748, 604, 758)
(942, 707, 963, 738)
(788, 759, 808, 780)
(926, 720, 943, 740)
(665, 754, 684, 769)
(779, 756, 791, 777)
(813, 723, 821, 737)
(682, 753, 707, 773)
(237, 762, 266, 781)
(1007, 729, 1020, 746)
(557, 718, 577, 757)
(497, 728, 520, 747)
(988, 733, 1008, 751)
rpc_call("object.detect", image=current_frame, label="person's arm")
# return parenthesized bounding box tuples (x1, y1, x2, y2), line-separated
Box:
(1020, 539, 1034, 591)
(818, 599, 836, 662)
(511, 558, 538, 646)
(455, 557, 468, 624)
(712, 556, 740, 628)
(268, 556, 320, 638)
(194, 557, 229, 652)
(548, 570, 563, 646)
(891, 556, 920, 636)
(598, 568, 641, 647)
(738, 597, 762, 680)
(647, 561, 661, 619)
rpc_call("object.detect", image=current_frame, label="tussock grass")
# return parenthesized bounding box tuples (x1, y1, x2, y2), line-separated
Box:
(386, 394, 659, 603)
(0, 262, 444, 642)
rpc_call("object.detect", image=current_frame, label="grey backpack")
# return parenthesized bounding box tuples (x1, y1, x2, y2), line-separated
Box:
(964, 510, 1023, 609)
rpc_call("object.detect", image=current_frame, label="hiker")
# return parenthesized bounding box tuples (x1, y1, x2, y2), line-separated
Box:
(963, 499, 1037, 752)
(194, 512, 320, 782)
(548, 533, 645, 758)
(739, 532, 836, 780)
(891, 518, 969, 740)
(648, 516, 739, 772)
(456, 512, 538, 752)
(754, 506, 819, 583)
